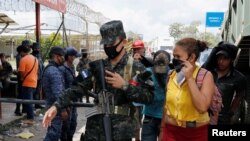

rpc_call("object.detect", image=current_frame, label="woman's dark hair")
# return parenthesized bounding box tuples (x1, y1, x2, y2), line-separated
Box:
(0, 53, 5, 57)
(175, 37, 208, 60)
(153, 50, 171, 61)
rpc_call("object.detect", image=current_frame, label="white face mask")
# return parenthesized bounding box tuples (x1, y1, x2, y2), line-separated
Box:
(73, 58, 80, 66)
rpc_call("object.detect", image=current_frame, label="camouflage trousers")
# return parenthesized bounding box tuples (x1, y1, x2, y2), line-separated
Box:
(82, 114, 136, 141)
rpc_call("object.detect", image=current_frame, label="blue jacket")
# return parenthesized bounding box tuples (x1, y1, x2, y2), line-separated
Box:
(42, 61, 65, 107)
(142, 67, 169, 119)
(59, 63, 76, 89)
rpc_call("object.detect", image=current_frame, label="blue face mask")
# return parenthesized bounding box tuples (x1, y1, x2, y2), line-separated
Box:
(104, 40, 123, 59)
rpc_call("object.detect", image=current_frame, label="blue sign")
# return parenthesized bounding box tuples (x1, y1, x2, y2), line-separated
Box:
(206, 12, 224, 27)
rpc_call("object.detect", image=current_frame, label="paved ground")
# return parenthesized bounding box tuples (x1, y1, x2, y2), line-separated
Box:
(0, 99, 138, 141)
(0, 99, 89, 141)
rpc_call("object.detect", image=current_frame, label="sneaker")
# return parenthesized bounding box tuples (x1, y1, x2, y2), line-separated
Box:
(22, 119, 35, 125)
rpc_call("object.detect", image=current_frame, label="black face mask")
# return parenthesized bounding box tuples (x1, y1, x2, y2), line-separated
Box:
(82, 53, 87, 58)
(104, 40, 123, 59)
(172, 58, 184, 72)
(32, 50, 39, 55)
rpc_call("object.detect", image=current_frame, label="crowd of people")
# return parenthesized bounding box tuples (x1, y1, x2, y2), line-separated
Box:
(0, 19, 247, 141)
(41, 20, 247, 141)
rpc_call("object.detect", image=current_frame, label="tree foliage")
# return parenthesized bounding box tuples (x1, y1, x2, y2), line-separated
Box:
(182, 21, 201, 38)
(40, 33, 63, 59)
(169, 22, 184, 41)
(198, 32, 221, 47)
(168, 21, 221, 47)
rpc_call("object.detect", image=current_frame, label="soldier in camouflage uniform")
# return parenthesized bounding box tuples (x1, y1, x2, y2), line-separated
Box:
(76, 49, 91, 103)
(43, 20, 154, 141)
(76, 49, 91, 72)
(43, 47, 68, 141)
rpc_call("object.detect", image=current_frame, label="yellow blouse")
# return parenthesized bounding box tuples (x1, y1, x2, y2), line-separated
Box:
(164, 66, 209, 126)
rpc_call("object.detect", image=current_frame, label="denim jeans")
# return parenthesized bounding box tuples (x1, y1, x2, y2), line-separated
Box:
(141, 115, 161, 141)
(22, 86, 35, 119)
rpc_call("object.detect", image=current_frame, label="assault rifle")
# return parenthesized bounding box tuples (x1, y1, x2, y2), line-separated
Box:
(89, 59, 112, 141)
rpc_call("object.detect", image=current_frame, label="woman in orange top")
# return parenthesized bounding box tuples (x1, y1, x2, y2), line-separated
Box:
(160, 38, 215, 141)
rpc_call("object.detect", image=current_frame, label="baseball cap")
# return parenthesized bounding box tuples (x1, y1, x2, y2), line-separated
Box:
(65, 47, 81, 57)
(100, 20, 126, 45)
(49, 46, 65, 56)
(216, 50, 230, 58)
(216, 42, 238, 59)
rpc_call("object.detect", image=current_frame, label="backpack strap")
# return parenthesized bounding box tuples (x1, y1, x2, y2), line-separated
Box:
(196, 68, 208, 88)
(22, 58, 37, 83)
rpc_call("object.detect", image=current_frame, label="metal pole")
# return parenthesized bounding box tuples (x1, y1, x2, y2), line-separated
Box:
(204, 27, 207, 41)
(62, 14, 65, 47)
(35, 2, 41, 43)
(0, 88, 2, 119)
(11, 38, 14, 60)
(42, 21, 63, 62)
(85, 20, 89, 51)
(0, 98, 94, 107)
(62, 13, 69, 47)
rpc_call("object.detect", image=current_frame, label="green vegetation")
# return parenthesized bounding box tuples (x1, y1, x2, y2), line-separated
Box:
(169, 21, 221, 47)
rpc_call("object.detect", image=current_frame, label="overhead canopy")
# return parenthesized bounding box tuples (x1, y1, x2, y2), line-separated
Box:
(0, 13, 18, 34)
(0, 13, 17, 25)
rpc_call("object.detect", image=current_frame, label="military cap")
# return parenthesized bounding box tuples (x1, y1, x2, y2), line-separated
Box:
(49, 46, 65, 56)
(100, 20, 126, 45)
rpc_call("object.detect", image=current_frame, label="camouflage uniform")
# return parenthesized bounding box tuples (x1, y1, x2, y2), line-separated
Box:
(55, 53, 153, 141)
(43, 61, 65, 141)
(53, 20, 153, 141)
(59, 62, 78, 141)
(76, 57, 91, 103)
(76, 58, 91, 72)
